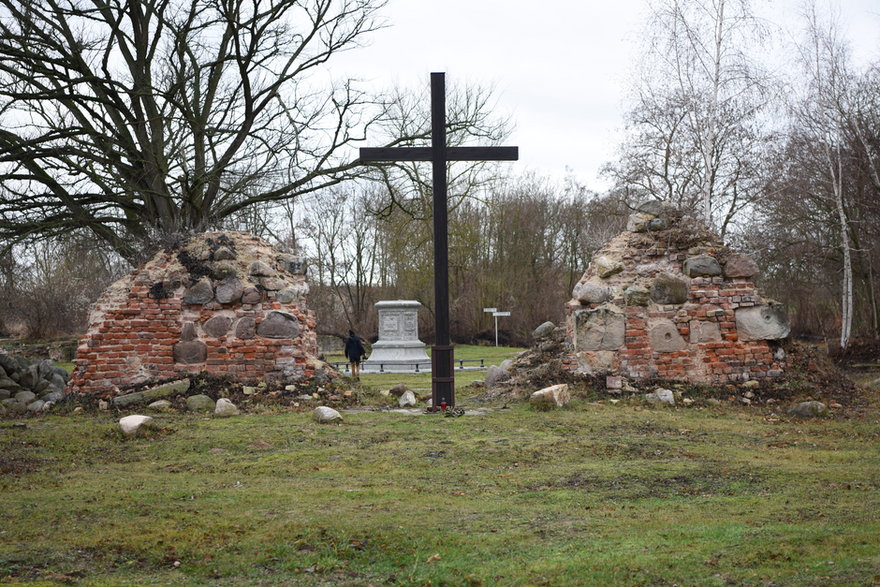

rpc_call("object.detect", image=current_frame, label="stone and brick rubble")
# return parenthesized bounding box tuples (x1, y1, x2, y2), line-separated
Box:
(564, 203, 790, 384)
(68, 231, 323, 396)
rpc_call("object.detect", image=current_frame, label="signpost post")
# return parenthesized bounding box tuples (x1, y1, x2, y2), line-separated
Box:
(492, 311, 511, 347)
(359, 73, 518, 409)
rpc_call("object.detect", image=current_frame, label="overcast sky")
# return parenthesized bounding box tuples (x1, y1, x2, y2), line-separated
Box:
(333, 0, 879, 191)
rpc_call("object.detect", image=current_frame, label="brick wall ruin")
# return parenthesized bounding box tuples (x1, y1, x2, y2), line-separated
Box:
(564, 204, 789, 384)
(68, 231, 322, 395)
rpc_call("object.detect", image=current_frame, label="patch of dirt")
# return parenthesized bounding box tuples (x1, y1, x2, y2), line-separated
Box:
(833, 338, 880, 367)
(0, 453, 54, 475)
(775, 339, 868, 407)
(543, 466, 767, 499)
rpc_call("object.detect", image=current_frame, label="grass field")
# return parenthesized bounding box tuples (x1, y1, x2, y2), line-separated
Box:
(2, 386, 879, 585)
(326, 344, 523, 393)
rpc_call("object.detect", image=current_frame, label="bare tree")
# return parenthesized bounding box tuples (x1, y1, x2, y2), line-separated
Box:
(0, 0, 389, 263)
(363, 80, 513, 221)
(746, 3, 880, 346)
(791, 5, 860, 348)
(608, 0, 772, 237)
(299, 187, 383, 335)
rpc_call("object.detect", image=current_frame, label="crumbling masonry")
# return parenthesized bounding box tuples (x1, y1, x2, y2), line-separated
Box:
(68, 232, 323, 396)
(564, 204, 789, 384)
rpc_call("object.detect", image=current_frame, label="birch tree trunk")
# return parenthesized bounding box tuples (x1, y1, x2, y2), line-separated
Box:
(829, 143, 853, 349)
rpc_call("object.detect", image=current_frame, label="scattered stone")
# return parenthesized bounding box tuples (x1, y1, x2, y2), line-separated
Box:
(14, 390, 36, 404)
(119, 415, 155, 437)
(742, 380, 760, 389)
(242, 386, 257, 395)
(682, 398, 695, 406)
(389, 384, 409, 398)
(214, 398, 240, 417)
(787, 401, 828, 418)
(683, 255, 722, 277)
(3, 400, 26, 414)
(740, 397, 752, 406)
(398, 390, 418, 408)
(26, 399, 45, 413)
(313, 406, 342, 423)
(645, 388, 675, 406)
(706, 398, 722, 406)
(186, 394, 216, 412)
(147, 400, 173, 411)
(532, 321, 556, 340)
(378, 389, 391, 397)
(529, 384, 571, 410)
(113, 379, 191, 408)
(605, 375, 622, 390)
(98, 399, 110, 410)
(484, 365, 510, 387)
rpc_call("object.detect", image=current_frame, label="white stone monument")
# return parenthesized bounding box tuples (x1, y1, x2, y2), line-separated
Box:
(363, 300, 431, 371)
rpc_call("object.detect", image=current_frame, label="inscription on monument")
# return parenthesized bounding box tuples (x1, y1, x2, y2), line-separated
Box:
(382, 313, 401, 339)
(404, 313, 417, 337)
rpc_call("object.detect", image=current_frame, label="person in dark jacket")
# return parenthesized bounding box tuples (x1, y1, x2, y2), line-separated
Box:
(343, 330, 366, 378)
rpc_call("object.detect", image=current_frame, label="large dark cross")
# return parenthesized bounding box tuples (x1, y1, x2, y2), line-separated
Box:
(358, 72, 518, 409)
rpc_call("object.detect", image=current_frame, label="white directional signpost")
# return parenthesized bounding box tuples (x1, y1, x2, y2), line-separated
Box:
(484, 307, 510, 347)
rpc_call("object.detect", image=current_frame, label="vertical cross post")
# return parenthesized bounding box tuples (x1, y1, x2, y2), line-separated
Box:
(430, 72, 454, 409)
(358, 72, 518, 410)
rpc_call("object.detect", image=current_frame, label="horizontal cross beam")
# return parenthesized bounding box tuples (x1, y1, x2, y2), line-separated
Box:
(358, 146, 519, 162)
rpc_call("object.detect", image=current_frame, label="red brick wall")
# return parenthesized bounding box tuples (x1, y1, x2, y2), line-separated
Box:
(68, 232, 320, 396)
(563, 222, 786, 385)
